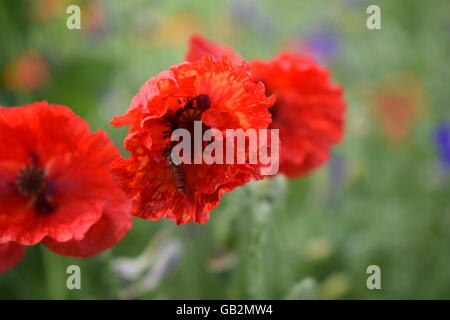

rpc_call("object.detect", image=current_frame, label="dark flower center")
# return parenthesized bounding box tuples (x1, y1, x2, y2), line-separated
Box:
(268, 101, 279, 121)
(16, 166, 45, 196)
(159, 95, 212, 196)
(16, 165, 56, 214)
(161, 94, 211, 137)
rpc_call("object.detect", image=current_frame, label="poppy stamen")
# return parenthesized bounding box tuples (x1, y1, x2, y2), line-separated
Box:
(16, 166, 56, 214)
(159, 95, 212, 195)
(16, 166, 46, 196)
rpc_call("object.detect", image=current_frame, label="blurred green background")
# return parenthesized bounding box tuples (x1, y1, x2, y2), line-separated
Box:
(1, 0, 450, 299)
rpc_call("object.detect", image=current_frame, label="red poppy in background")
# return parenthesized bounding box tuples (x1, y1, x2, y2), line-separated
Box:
(3, 51, 49, 93)
(370, 72, 423, 144)
(111, 55, 275, 225)
(186, 35, 345, 178)
(0, 102, 132, 273)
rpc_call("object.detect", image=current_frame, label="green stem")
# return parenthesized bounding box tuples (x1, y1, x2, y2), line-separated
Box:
(248, 200, 271, 299)
(101, 251, 124, 300)
(41, 246, 67, 300)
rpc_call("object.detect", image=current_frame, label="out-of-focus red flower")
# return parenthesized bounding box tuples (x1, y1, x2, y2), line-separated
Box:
(0, 102, 132, 272)
(185, 35, 346, 178)
(30, 0, 65, 22)
(370, 73, 423, 143)
(3, 51, 49, 93)
(111, 56, 275, 225)
(251, 54, 345, 177)
(84, 0, 106, 34)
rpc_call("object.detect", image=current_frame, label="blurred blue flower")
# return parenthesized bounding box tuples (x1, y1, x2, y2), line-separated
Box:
(433, 123, 450, 170)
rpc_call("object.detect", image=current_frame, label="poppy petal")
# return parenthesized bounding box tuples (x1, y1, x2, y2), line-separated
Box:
(43, 193, 132, 257)
(0, 242, 25, 273)
(186, 34, 242, 64)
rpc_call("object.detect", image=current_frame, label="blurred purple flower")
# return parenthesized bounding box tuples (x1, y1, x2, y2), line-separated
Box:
(433, 123, 450, 170)
(340, 0, 369, 9)
(231, 0, 273, 34)
(304, 26, 340, 63)
(326, 154, 348, 207)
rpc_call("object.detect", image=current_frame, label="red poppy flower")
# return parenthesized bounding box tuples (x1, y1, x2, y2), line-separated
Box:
(370, 72, 423, 143)
(186, 34, 242, 65)
(0, 101, 132, 272)
(111, 55, 275, 225)
(3, 50, 49, 93)
(185, 35, 346, 178)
